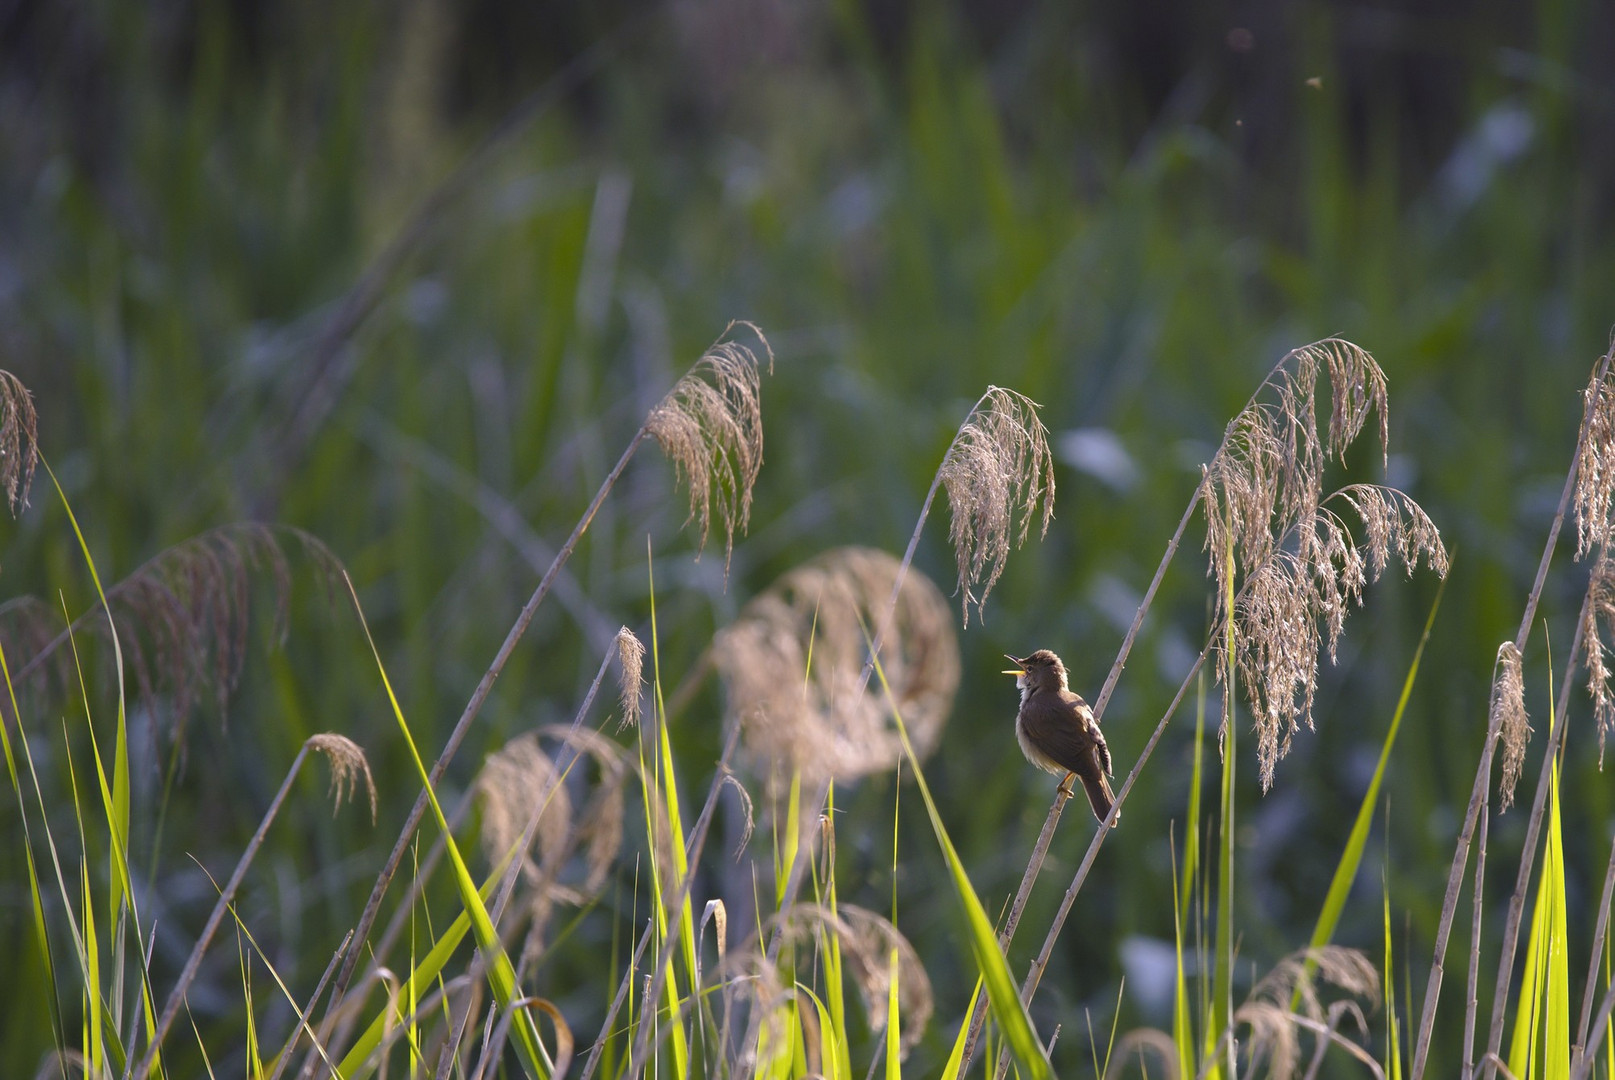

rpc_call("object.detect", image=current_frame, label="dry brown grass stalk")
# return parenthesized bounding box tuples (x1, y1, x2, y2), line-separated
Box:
(136, 733, 375, 1080)
(937, 387, 1055, 625)
(1413, 346, 1615, 1080)
(312, 326, 769, 1077)
(714, 546, 958, 790)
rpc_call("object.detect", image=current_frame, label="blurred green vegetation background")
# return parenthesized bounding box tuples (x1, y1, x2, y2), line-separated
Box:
(3, 0, 1615, 1073)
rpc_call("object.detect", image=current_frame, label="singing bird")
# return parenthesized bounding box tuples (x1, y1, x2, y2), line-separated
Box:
(1003, 650, 1117, 825)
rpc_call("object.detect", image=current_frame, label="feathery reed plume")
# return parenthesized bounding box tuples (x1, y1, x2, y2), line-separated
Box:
(937, 387, 1055, 625)
(1202, 341, 1444, 789)
(476, 734, 572, 902)
(645, 322, 772, 574)
(307, 734, 377, 823)
(1583, 553, 1615, 762)
(1218, 947, 1378, 1080)
(1104, 1030, 1179, 1080)
(1489, 641, 1530, 810)
(3, 523, 342, 745)
(0, 370, 37, 515)
(615, 626, 645, 728)
(1576, 360, 1615, 558)
(538, 724, 629, 904)
(713, 546, 958, 788)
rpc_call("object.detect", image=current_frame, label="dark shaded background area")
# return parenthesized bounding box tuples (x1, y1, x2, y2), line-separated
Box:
(3, 0, 1615, 1074)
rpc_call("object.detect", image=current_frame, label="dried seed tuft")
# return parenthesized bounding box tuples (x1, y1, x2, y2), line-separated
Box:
(1584, 552, 1615, 764)
(713, 546, 959, 789)
(938, 387, 1056, 625)
(645, 322, 772, 575)
(1575, 355, 1615, 559)
(1492, 641, 1531, 810)
(0, 370, 38, 516)
(306, 733, 377, 822)
(615, 626, 646, 729)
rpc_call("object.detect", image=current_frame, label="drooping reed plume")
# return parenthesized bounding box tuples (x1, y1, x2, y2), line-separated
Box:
(938, 387, 1056, 625)
(0, 522, 343, 745)
(1203, 340, 1447, 789)
(645, 325, 771, 574)
(714, 546, 958, 789)
(1209, 946, 1380, 1079)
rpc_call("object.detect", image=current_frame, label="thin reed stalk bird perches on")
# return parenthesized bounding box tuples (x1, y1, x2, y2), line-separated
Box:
(960, 341, 1447, 1078)
(763, 387, 1055, 973)
(299, 323, 770, 1080)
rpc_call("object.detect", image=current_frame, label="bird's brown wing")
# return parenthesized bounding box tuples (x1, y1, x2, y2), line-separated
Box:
(1019, 691, 1097, 774)
(1092, 719, 1113, 776)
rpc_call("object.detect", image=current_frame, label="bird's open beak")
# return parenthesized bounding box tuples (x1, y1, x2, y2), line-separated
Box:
(1001, 654, 1025, 675)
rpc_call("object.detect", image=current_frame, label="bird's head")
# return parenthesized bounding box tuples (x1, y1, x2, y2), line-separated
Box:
(1002, 649, 1069, 694)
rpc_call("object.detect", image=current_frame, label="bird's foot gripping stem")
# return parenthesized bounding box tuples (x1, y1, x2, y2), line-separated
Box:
(1056, 772, 1075, 799)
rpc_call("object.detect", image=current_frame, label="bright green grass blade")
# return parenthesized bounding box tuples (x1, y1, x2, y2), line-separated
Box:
(868, 648, 1053, 1080)
(799, 984, 841, 1080)
(777, 770, 801, 908)
(83, 857, 103, 1076)
(940, 978, 985, 1080)
(886, 947, 902, 1080)
(0, 643, 66, 1055)
(1543, 676, 1570, 1080)
(1385, 872, 1402, 1080)
(1172, 825, 1193, 1080)
(1302, 582, 1444, 999)
(342, 575, 548, 1079)
(824, 782, 852, 1080)
(644, 545, 693, 1079)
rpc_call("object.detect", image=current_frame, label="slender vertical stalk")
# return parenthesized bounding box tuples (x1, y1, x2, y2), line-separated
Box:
(1481, 601, 1587, 1076)
(1463, 811, 1488, 1080)
(1572, 835, 1615, 1072)
(139, 743, 316, 1077)
(306, 430, 646, 1080)
(1411, 350, 1611, 1080)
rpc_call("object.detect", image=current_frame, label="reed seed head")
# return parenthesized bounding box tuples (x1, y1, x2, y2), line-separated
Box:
(938, 386, 1056, 626)
(305, 733, 377, 822)
(0, 370, 37, 516)
(713, 546, 959, 790)
(476, 733, 572, 898)
(645, 322, 772, 576)
(1584, 552, 1615, 765)
(1203, 341, 1444, 790)
(615, 626, 646, 729)
(1491, 640, 1531, 810)
(1575, 355, 1615, 560)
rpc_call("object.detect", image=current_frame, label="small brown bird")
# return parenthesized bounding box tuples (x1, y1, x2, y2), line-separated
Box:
(1003, 650, 1117, 825)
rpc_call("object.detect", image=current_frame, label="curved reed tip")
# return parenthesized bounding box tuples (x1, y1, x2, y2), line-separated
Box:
(0, 370, 37, 516)
(645, 323, 772, 575)
(713, 546, 959, 788)
(1492, 640, 1531, 810)
(938, 386, 1056, 626)
(305, 733, 377, 823)
(1202, 340, 1444, 790)
(614, 626, 645, 729)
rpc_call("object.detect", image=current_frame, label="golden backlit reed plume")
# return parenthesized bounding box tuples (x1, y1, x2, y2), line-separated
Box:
(306, 733, 377, 822)
(937, 387, 1055, 626)
(645, 322, 772, 575)
(1202, 340, 1447, 790)
(713, 546, 958, 788)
